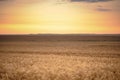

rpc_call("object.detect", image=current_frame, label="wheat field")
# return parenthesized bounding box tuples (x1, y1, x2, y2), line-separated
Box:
(0, 35, 120, 80)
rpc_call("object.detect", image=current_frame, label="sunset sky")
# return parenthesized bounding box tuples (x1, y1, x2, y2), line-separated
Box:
(0, 0, 120, 34)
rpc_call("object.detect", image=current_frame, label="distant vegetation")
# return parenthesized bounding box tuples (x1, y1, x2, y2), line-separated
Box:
(0, 34, 120, 42)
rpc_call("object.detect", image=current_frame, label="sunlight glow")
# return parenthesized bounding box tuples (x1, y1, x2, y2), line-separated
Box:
(0, 0, 120, 34)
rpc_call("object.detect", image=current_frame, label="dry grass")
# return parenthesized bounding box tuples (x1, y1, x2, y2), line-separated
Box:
(0, 39, 120, 80)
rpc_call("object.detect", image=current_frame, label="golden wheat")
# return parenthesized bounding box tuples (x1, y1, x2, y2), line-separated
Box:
(0, 41, 120, 80)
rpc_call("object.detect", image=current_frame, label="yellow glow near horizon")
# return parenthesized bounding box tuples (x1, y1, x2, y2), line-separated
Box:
(1, 23, 119, 34)
(0, 0, 120, 34)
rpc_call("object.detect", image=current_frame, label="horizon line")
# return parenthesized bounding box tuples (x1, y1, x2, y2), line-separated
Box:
(0, 33, 120, 36)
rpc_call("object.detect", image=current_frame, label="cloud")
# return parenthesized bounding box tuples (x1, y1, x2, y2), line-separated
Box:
(0, 0, 10, 3)
(96, 8, 111, 11)
(0, 0, 44, 4)
(71, 0, 113, 3)
(0, 0, 114, 4)
(95, 5, 112, 12)
(0, 0, 8, 1)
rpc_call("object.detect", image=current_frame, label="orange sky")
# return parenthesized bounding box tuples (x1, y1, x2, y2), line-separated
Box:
(0, 0, 120, 34)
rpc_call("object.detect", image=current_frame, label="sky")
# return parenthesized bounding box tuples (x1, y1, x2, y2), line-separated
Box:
(0, 0, 120, 34)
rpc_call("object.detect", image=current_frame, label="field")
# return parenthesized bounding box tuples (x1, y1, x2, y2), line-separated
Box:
(0, 34, 120, 80)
